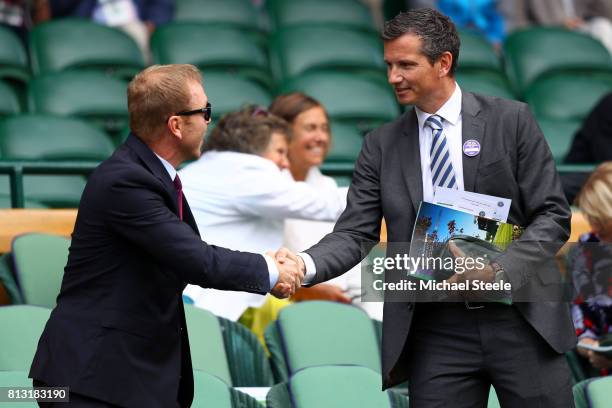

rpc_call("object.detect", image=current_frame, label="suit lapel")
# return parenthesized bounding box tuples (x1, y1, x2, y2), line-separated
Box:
(398, 110, 423, 214)
(125, 133, 182, 216)
(461, 92, 485, 192)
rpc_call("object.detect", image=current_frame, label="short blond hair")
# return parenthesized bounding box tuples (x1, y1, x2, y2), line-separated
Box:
(576, 162, 612, 225)
(128, 64, 202, 140)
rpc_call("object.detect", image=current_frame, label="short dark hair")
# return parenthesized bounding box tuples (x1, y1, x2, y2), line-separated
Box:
(204, 106, 290, 155)
(382, 8, 460, 76)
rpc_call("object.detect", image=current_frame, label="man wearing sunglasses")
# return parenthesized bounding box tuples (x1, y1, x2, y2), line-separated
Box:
(29, 64, 303, 408)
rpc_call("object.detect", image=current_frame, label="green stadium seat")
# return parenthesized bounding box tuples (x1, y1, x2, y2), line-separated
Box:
(184, 304, 233, 386)
(266, 366, 399, 408)
(264, 301, 381, 383)
(0, 371, 38, 407)
(456, 71, 515, 100)
(29, 18, 144, 79)
(0, 305, 50, 370)
(191, 370, 261, 408)
(152, 24, 273, 90)
(0, 114, 115, 161)
(267, 0, 376, 32)
(458, 31, 502, 73)
(270, 26, 384, 82)
(11, 234, 69, 308)
(0, 80, 21, 117)
(217, 316, 274, 387)
(27, 72, 129, 139)
(0, 195, 46, 209)
(537, 118, 581, 163)
(526, 73, 612, 122)
(280, 72, 400, 133)
(325, 121, 364, 165)
(173, 0, 266, 39)
(191, 370, 232, 408)
(0, 25, 29, 85)
(0, 114, 115, 207)
(585, 376, 612, 408)
(202, 72, 272, 120)
(573, 378, 590, 408)
(503, 27, 612, 97)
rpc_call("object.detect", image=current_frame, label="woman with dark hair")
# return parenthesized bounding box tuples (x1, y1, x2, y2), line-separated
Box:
(270, 93, 383, 319)
(179, 106, 346, 321)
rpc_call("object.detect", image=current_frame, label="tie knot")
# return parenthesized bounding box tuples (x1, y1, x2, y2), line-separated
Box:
(173, 174, 182, 192)
(425, 115, 443, 131)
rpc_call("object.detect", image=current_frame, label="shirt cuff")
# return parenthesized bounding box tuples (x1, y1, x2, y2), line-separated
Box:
(299, 252, 317, 285)
(263, 254, 279, 289)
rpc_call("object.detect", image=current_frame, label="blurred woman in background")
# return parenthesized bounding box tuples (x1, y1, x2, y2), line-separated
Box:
(570, 161, 612, 376)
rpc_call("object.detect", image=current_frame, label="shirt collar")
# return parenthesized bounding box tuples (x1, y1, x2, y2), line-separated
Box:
(415, 83, 462, 129)
(154, 153, 177, 181)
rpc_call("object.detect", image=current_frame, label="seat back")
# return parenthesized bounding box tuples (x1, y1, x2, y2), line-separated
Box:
(0, 114, 115, 161)
(27, 72, 128, 137)
(289, 366, 391, 408)
(456, 71, 515, 100)
(268, 0, 375, 32)
(191, 370, 233, 408)
(537, 118, 581, 163)
(184, 304, 233, 386)
(202, 72, 272, 120)
(270, 26, 383, 81)
(269, 301, 381, 380)
(0, 114, 113, 207)
(503, 27, 612, 96)
(217, 316, 274, 387)
(325, 122, 364, 164)
(174, 0, 263, 32)
(0, 305, 51, 370)
(281, 72, 399, 133)
(585, 376, 612, 408)
(29, 18, 144, 79)
(526, 73, 612, 122)
(457, 31, 501, 73)
(12, 234, 70, 308)
(152, 24, 272, 89)
(0, 25, 29, 84)
(0, 80, 21, 117)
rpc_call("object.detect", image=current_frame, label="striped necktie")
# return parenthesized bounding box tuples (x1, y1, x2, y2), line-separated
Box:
(426, 115, 457, 190)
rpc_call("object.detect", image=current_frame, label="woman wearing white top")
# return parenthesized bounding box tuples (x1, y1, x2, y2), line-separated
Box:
(270, 93, 383, 320)
(180, 106, 347, 320)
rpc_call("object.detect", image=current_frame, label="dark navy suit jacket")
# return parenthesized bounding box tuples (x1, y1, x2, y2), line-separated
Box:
(50, 0, 173, 26)
(29, 134, 269, 407)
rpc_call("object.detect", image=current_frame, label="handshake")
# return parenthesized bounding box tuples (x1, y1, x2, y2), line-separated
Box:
(267, 248, 306, 299)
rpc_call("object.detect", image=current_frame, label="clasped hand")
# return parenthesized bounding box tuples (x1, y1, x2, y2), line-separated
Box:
(267, 248, 306, 299)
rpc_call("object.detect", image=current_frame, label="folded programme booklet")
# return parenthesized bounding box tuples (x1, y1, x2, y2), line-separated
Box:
(408, 201, 524, 282)
(577, 335, 612, 357)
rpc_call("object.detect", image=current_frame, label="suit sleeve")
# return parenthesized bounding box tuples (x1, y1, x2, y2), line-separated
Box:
(304, 131, 383, 285)
(495, 103, 571, 291)
(104, 171, 270, 294)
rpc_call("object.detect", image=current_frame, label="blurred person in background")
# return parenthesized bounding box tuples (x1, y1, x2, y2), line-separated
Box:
(0, 0, 49, 44)
(180, 106, 347, 328)
(48, 0, 173, 61)
(569, 162, 612, 376)
(270, 92, 383, 319)
(503, 0, 612, 54)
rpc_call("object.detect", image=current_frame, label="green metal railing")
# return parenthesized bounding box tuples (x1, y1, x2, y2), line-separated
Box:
(0, 161, 100, 208)
(0, 160, 597, 209)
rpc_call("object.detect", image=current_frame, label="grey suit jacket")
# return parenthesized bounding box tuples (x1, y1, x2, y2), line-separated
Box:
(305, 92, 577, 389)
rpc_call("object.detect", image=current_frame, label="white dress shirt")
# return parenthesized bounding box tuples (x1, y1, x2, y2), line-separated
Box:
(301, 83, 466, 283)
(178, 151, 347, 320)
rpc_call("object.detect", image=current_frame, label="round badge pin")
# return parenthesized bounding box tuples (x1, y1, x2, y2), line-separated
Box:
(463, 139, 480, 157)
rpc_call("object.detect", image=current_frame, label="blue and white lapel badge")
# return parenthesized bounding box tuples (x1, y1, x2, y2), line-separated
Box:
(463, 139, 480, 157)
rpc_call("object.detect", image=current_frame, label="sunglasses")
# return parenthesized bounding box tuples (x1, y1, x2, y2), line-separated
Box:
(175, 102, 212, 122)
